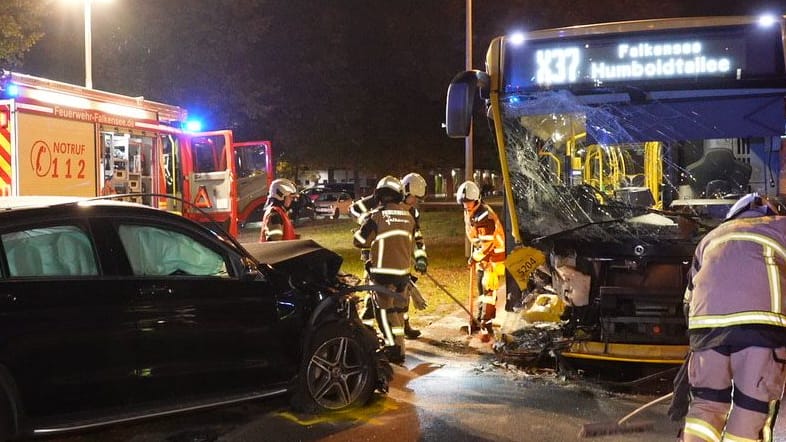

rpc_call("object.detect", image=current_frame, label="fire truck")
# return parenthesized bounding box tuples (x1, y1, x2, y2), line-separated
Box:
(0, 71, 270, 237)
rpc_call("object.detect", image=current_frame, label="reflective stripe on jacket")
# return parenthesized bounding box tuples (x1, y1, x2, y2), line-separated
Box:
(351, 195, 427, 260)
(686, 215, 786, 331)
(465, 202, 505, 263)
(353, 203, 415, 277)
(259, 204, 297, 242)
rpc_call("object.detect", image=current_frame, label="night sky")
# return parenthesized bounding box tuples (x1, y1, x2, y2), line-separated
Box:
(19, 0, 786, 175)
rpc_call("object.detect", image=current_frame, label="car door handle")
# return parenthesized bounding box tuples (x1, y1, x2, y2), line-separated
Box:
(138, 285, 173, 296)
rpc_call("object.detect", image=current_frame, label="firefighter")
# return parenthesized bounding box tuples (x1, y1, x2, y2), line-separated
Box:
(350, 172, 429, 339)
(400, 172, 430, 338)
(259, 178, 299, 242)
(353, 176, 416, 363)
(681, 193, 786, 442)
(457, 180, 505, 339)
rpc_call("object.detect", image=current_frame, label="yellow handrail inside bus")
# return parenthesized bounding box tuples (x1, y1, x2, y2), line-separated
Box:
(644, 141, 663, 209)
(583, 144, 627, 194)
(538, 151, 562, 179)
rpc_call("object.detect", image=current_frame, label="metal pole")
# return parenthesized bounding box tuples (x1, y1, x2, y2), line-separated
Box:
(464, 0, 474, 259)
(464, 0, 473, 183)
(84, 0, 92, 89)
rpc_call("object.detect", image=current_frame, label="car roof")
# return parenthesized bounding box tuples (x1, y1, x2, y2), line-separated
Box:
(0, 196, 152, 211)
(0, 196, 86, 209)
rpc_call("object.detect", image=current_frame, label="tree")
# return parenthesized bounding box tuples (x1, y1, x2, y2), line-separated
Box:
(90, 0, 274, 136)
(0, 0, 50, 69)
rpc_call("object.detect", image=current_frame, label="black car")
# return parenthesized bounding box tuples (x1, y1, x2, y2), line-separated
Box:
(0, 197, 389, 440)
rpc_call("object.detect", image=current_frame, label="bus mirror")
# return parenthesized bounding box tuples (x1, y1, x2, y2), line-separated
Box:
(445, 70, 490, 138)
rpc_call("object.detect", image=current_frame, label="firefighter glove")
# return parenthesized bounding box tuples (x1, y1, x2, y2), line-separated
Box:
(471, 248, 487, 262)
(414, 257, 428, 273)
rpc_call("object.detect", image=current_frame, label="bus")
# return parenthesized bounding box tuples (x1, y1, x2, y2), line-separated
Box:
(445, 15, 786, 369)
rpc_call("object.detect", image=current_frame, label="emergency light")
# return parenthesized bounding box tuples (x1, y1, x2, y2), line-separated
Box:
(5, 83, 19, 98)
(185, 119, 203, 132)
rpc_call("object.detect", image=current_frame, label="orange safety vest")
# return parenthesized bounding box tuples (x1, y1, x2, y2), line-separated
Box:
(465, 202, 505, 263)
(259, 205, 297, 242)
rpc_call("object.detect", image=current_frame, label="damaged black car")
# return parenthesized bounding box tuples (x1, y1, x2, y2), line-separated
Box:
(0, 196, 390, 440)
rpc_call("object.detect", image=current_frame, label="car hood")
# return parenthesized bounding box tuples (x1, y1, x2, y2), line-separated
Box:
(242, 239, 343, 284)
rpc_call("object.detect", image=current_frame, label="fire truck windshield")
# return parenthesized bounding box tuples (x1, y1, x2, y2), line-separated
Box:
(191, 135, 227, 173)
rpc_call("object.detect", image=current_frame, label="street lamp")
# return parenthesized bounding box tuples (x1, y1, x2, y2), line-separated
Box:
(464, 0, 473, 182)
(70, 0, 111, 89)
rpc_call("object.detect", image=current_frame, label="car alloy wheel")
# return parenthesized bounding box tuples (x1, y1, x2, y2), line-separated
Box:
(304, 326, 373, 410)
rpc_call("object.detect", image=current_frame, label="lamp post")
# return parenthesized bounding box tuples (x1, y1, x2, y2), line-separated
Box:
(74, 0, 110, 89)
(464, 0, 473, 182)
(83, 0, 93, 88)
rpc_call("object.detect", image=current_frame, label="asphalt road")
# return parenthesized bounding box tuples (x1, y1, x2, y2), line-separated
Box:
(40, 310, 691, 442)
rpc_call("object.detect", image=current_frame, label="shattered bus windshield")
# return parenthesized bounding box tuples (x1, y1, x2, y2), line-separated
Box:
(501, 90, 764, 243)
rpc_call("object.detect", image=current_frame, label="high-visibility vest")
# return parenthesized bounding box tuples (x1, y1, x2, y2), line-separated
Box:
(465, 202, 505, 263)
(259, 204, 297, 242)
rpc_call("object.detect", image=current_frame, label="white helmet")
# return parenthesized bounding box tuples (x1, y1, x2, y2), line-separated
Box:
(456, 180, 481, 204)
(725, 192, 777, 221)
(268, 178, 297, 201)
(375, 175, 404, 203)
(402, 173, 427, 199)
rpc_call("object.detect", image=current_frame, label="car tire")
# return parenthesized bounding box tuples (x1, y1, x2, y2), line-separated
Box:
(332, 209, 340, 220)
(292, 322, 377, 413)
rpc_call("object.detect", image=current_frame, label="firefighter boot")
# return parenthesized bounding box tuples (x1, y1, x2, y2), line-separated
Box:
(404, 318, 421, 339)
(385, 345, 405, 364)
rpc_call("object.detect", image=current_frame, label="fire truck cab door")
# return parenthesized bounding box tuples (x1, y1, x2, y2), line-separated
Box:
(185, 131, 236, 223)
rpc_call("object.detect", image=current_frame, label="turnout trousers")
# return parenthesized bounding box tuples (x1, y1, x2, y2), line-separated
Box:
(683, 346, 786, 441)
(370, 276, 409, 360)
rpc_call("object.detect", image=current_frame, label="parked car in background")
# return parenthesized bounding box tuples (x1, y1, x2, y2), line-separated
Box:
(289, 193, 317, 225)
(314, 191, 353, 219)
(304, 183, 357, 201)
(0, 196, 390, 440)
(302, 186, 327, 202)
(318, 183, 356, 199)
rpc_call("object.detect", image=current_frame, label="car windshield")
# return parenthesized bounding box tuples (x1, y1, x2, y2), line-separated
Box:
(499, 90, 764, 244)
(317, 193, 340, 202)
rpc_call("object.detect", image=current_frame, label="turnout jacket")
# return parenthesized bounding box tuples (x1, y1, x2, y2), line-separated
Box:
(350, 195, 427, 261)
(259, 203, 297, 242)
(353, 202, 416, 278)
(464, 202, 505, 263)
(685, 213, 786, 350)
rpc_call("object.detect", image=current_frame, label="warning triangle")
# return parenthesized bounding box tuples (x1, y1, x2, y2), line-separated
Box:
(194, 186, 212, 208)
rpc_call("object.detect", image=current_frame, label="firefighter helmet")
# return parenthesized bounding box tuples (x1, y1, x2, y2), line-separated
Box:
(375, 175, 404, 203)
(402, 173, 427, 199)
(725, 192, 778, 221)
(456, 181, 481, 204)
(268, 178, 297, 201)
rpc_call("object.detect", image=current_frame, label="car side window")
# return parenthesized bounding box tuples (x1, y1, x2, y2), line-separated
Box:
(117, 224, 229, 277)
(2, 225, 98, 277)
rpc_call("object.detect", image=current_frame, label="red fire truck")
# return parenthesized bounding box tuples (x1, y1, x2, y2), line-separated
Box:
(0, 71, 261, 237)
